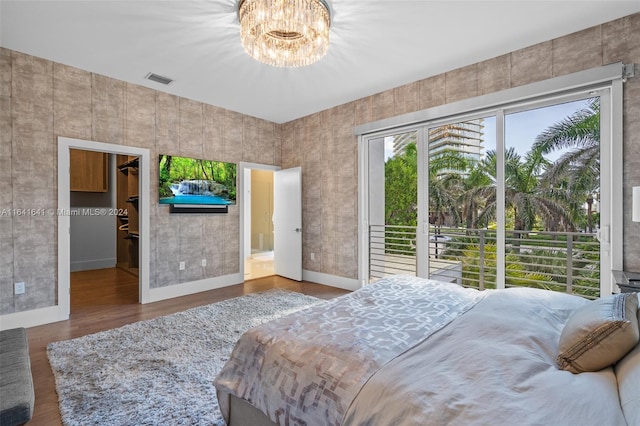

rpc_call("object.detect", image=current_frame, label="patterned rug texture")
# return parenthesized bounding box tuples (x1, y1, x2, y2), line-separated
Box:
(47, 290, 323, 426)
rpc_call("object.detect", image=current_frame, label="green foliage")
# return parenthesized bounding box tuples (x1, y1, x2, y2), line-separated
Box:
(158, 155, 173, 198)
(457, 242, 556, 290)
(459, 243, 498, 289)
(382, 102, 601, 234)
(384, 142, 474, 228)
(158, 155, 236, 201)
(385, 143, 418, 226)
(443, 233, 599, 296)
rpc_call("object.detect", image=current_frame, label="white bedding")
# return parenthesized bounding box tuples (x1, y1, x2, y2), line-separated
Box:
(215, 277, 631, 425)
(215, 276, 485, 425)
(344, 287, 628, 425)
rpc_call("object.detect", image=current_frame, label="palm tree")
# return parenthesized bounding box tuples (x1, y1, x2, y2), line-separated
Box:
(459, 162, 493, 230)
(428, 149, 469, 229)
(470, 147, 575, 237)
(533, 99, 600, 231)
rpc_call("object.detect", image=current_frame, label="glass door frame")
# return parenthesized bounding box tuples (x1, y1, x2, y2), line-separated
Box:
(417, 110, 501, 280)
(358, 124, 425, 283)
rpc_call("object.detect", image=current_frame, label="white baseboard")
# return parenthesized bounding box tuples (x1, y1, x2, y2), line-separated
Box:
(70, 258, 116, 272)
(0, 305, 67, 331)
(0, 272, 354, 330)
(302, 270, 361, 291)
(147, 273, 244, 303)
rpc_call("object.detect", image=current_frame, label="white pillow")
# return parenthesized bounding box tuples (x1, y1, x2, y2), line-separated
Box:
(614, 297, 640, 425)
(556, 293, 639, 374)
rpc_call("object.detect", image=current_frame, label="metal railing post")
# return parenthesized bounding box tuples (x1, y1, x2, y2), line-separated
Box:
(479, 230, 485, 290)
(368, 225, 373, 281)
(566, 235, 573, 294)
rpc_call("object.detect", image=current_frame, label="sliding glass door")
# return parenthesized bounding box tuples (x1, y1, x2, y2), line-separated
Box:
(424, 115, 498, 288)
(502, 97, 603, 298)
(366, 130, 419, 280)
(363, 89, 613, 297)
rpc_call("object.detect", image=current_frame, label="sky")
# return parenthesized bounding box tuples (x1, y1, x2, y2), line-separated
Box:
(384, 97, 595, 163)
(494, 98, 593, 162)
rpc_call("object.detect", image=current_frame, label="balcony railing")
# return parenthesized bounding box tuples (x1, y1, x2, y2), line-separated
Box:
(369, 225, 601, 299)
(369, 225, 417, 278)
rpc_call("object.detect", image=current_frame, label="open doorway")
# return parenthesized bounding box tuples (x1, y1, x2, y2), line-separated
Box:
(243, 167, 275, 280)
(68, 149, 140, 311)
(239, 162, 303, 282)
(58, 136, 151, 319)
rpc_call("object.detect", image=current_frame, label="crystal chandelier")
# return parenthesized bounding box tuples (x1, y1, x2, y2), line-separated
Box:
(238, 0, 331, 68)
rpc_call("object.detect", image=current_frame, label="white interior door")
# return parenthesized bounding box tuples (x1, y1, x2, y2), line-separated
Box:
(273, 167, 302, 281)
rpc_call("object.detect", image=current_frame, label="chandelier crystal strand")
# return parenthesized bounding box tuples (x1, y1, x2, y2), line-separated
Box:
(239, 0, 331, 67)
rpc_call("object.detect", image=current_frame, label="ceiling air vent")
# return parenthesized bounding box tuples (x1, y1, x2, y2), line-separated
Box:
(145, 72, 173, 85)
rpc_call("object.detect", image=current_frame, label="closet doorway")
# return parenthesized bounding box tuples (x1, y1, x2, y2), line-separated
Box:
(58, 136, 151, 319)
(68, 150, 140, 311)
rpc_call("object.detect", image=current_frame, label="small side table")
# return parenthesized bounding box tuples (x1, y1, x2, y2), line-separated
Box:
(612, 270, 640, 293)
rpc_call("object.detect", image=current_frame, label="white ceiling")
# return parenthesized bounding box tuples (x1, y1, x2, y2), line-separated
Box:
(1, 1, 639, 124)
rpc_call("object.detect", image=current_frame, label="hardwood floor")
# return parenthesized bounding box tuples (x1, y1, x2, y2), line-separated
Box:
(26, 270, 349, 425)
(71, 267, 139, 308)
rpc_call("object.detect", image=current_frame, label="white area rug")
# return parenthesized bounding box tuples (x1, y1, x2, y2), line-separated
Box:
(47, 290, 323, 426)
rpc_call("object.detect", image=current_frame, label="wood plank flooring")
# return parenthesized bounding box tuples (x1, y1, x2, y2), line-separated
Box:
(26, 269, 349, 425)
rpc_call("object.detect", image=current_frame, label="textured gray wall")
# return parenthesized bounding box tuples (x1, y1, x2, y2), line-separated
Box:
(0, 49, 281, 315)
(283, 12, 640, 279)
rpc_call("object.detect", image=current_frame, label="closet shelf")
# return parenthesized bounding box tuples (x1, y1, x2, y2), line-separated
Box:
(118, 157, 139, 175)
(117, 154, 140, 276)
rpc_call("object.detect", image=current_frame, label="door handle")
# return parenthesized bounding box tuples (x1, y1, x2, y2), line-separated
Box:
(293, 228, 302, 233)
(596, 225, 609, 243)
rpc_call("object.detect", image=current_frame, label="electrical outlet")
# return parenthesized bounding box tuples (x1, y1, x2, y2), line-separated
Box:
(310, 252, 315, 261)
(179, 261, 186, 271)
(14, 282, 25, 295)
(201, 259, 207, 267)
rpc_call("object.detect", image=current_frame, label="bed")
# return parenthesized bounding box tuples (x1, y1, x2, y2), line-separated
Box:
(214, 275, 640, 426)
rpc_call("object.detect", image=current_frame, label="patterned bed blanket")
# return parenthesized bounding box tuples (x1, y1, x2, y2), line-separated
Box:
(214, 275, 486, 426)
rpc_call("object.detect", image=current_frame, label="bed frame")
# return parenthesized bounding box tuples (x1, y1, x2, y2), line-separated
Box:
(228, 395, 276, 426)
